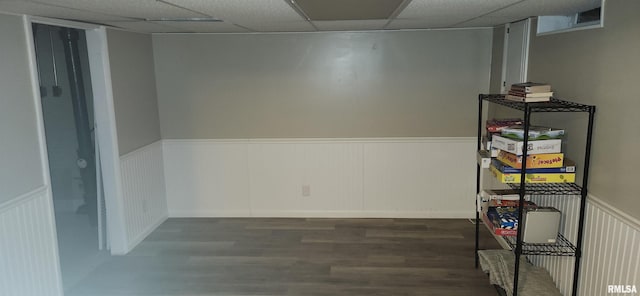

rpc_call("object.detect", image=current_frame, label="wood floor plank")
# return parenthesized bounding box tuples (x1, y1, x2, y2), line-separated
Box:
(365, 229, 465, 239)
(67, 218, 500, 296)
(244, 224, 336, 231)
(187, 256, 299, 266)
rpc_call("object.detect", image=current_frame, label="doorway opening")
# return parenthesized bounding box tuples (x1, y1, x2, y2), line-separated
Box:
(32, 23, 109, 291)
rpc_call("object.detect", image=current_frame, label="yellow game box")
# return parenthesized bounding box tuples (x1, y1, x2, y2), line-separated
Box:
(497, 150, 564, 169)
(490, 164, 575, 183)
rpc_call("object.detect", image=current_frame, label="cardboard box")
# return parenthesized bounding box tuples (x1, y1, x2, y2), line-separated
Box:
(480, 189, 523, 201)
(492, 158, 576, 174)
(477, 150, 491, 169)
(491, 135, 562, 156)
(497, 150, 564, 169)
(522, 207, 561, 244)
(489, 199, 537, 208)
(486, 118, 523, 133)
(500, 126, 565, 140)
(483, 211, 517, 236)
(490, 164, 575, 183)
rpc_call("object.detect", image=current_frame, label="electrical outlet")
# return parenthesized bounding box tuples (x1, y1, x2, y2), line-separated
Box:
(302, 185, 311, 197)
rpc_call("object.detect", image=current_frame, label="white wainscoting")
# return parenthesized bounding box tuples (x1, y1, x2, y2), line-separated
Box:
(164, 140, 251, 217)
(527, 195, 640, 296)
(0, 186, 63, 296)
(248, 141, 364, 217)
(579, 196, 640, 296)
(163, 138, 476, 218)
(120, 141, 168, 251)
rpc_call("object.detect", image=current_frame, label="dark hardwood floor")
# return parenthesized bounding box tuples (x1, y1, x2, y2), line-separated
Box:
(68, 218, 501, 296)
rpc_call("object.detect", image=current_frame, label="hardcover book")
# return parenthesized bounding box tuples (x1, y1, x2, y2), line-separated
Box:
(508, 90, 554, 97)
(506, 94, 551, 103)
(510, 82, 552, 93)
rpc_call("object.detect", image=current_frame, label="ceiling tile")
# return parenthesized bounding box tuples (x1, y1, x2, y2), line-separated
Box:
(0, 0, 132, 21)
(164, 0, 304, 25)
(386, 18, 462, 30)
(0, 0, 604, 33)
(153, 21, 250, 33)
(451, 0, 600, 28)
(31, 0, 205, 20)
(243, 21, 315, 32)
(487, 0, 601, 18)
(397, 0, 519, 19)
(453, 16, 522, 28)
(295, 0, 404, 21)
(104, 21, 187, 33)
(313, 20, 389, 31)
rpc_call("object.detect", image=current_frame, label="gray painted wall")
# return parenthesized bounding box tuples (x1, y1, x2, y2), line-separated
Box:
(525, 0, 640, 220)
(0, 13, 45, 204)
(107, 29, 161, 155)
(153, 29, 492, 139)
(489, 26, 505, 94)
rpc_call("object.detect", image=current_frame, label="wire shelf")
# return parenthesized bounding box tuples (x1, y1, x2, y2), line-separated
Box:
(505, 233, 576, 256)
(480, 94, 594, 113)
(506, 183, 583, 195)
(476, 91, 595, 296)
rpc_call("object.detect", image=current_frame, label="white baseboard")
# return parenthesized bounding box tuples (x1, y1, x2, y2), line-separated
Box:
(124, 213, 168, 254)
(169, 210, 252, 218)
(170, 210, 472, 219)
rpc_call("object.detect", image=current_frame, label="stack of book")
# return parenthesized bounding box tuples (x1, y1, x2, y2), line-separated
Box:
(506, 82, 553, 102)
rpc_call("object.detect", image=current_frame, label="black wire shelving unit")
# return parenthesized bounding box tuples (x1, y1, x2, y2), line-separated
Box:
(504, 233, 577, 256)
(474, 94, 596, 296)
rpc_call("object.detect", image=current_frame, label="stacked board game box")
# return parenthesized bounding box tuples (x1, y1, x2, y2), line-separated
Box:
(484, 118, 523, 157)
(484, 207, 519, 236)
(500, 125, 565, 140)
(491, 135, 561, 156)
(496, 150, 564, 169)
(479, 114, 573, 239)
(490, 163, 576, 183)
(482, 119, 577, 183)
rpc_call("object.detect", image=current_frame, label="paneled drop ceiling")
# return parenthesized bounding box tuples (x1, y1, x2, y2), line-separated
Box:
(0, 0, 601, 33)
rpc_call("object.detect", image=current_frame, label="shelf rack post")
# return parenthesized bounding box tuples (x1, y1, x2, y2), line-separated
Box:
(571, 105, 596, 296)
(512, 105, 532, 296)
(475, 94, 484, 268)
